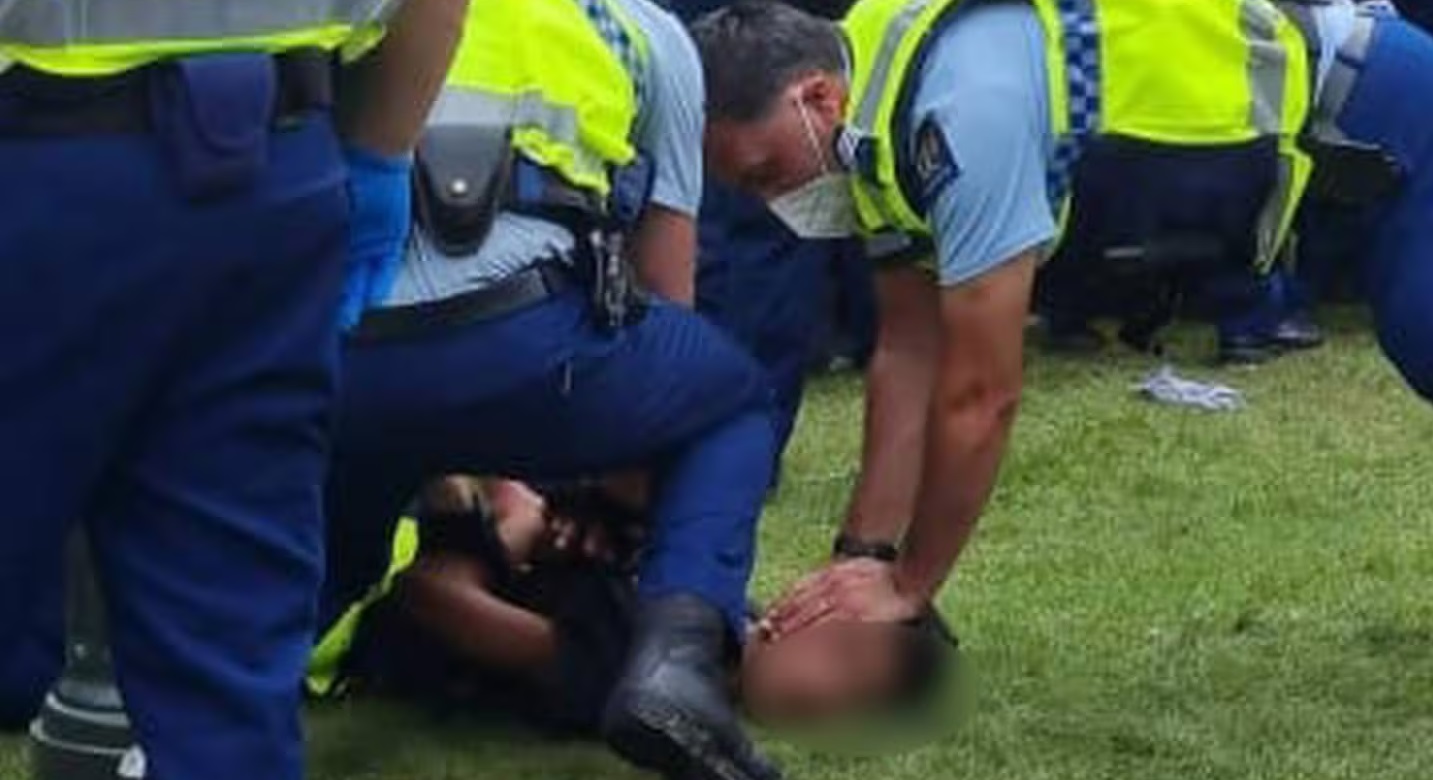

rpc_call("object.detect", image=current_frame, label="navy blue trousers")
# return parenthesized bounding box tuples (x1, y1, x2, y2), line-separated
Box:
(323, 290, 776, 635)
(1341, 17, 1433, 401)
(0, 100, 346, 780)
(697, 185, 829, 459)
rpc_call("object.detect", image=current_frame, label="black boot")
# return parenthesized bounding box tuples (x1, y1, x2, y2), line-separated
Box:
(1218, 333, 1282, 366)
(1270, 314, 1325, 351)
(602, 595, 781, 780)
(1042, 319, 1107, 354)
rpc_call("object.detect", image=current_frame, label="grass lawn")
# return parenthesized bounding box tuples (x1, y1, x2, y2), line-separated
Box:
(4, 310, 1432, 779)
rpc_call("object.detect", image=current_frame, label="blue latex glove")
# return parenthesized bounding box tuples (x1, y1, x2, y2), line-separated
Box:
(340, 146, 413, 330)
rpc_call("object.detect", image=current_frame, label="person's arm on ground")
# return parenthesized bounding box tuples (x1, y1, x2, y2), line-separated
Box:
(341, 0, 469, 156)
(397, 554, 560, 674)
(397, 479, 559, 675)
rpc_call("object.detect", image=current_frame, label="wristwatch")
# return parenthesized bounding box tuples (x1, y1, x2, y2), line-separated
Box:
(832, 534, 899, 562)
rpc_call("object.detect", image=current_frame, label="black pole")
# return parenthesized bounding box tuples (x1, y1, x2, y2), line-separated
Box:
(30, 532, 146, 780)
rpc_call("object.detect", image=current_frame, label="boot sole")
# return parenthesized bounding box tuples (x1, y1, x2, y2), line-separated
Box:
(606, 694, 771, 780)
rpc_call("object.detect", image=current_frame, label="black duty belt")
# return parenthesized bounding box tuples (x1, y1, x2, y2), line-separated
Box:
(0, 49, 333, 136)
(351, 261, 575, 343)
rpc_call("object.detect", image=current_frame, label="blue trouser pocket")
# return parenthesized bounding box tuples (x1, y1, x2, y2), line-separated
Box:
(149, 53, 276, 201)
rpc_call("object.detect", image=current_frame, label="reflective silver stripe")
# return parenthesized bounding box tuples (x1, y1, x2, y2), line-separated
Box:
(850, 0, 937, 228)
(864, 231, 915, 261)
(429, 87, 608, 176)
(1253, 152, 1296, 269)
(431, 89, 580, 145)
(1242, 0, 1300, 268)
(1315, 13, 1376, 135)
(0, 0, 395, 45)
(852, 0, 935, 135)
(1241, 0, 1290, 134)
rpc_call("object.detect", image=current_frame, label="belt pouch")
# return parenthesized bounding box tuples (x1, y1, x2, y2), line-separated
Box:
(413, 124, 514, 256)
(149, 53, 276, 202)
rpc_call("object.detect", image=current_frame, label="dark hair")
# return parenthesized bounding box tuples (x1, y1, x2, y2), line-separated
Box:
(690, 1, 847, 122)
(891, 608, 958, 709)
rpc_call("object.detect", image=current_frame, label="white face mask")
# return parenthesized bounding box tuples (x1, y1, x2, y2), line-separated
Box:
(767, 100, 859, 240)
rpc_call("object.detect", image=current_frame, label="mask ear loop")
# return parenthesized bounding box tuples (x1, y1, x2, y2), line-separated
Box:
(795, 97, 834, 176)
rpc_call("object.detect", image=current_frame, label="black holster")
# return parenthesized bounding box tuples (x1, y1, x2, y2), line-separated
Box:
(412, 125, 514, 256)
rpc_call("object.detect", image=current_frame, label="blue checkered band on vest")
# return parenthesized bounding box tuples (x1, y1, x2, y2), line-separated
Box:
(577, 0, 646, 110)
(1045, 0, 1101, 215)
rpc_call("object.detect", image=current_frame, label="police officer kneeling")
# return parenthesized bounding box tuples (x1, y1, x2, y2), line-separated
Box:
(323, 1, 780, 778)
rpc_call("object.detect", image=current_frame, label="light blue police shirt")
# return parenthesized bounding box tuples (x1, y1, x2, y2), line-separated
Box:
(901, 1, 1056, 288)
(384, 0, 705, 307)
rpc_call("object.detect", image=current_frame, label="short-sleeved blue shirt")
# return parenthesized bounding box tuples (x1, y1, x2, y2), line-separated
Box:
(386, 0, 705, 306)
(898, 1, 1057, 288)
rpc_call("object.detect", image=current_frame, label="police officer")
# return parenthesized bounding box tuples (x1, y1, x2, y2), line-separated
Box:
(322, 0, 780, 778)
(692, 0, 1319, 632)
(1306, 1, 1433, 401)
(0, 0, 466, 777)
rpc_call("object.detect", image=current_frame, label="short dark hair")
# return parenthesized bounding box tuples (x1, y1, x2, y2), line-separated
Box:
(892, 607, 958, 709)
(690, 1, 847, 122)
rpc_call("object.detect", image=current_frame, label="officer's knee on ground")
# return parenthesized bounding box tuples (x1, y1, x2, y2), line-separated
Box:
(1375, 310, 1433, 402)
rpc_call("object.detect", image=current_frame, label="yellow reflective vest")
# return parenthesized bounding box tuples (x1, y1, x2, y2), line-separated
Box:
(428, 0, 649, 199)
(306, 518, 420, 698)
(0, 0, 395, 75)
(843, 0, 1313, 270)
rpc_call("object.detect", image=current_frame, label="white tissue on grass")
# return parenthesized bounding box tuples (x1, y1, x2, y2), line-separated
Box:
(1134, 365, 1245, 412)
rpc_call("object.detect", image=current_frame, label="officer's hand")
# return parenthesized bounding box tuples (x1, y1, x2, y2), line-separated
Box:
(340, 146, 413, 329)
(760, 558, 924, 642)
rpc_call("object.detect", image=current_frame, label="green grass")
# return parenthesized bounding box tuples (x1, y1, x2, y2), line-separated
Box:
(5, 310, 1433, 779)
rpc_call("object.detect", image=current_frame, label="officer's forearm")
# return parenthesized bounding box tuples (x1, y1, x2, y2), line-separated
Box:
(342, 0, 469, 156)
(892, 254, 1034, 601)
(842, 266, 941, 543)
(894, 370, 1020, 601)
(630, 205, 696, 305)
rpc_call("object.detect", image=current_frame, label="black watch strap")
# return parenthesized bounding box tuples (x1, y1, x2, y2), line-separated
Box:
(832, 534, 899, 562)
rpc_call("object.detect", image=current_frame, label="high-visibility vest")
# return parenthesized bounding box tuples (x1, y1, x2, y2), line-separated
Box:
(306, 517, 420, 699)
(426, 0, 649, 198)
(0, 0, 397, 76)
(843, 0, 1313, 270)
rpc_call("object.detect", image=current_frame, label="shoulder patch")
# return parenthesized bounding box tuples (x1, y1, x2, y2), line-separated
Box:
(912, 115, 961, 211)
